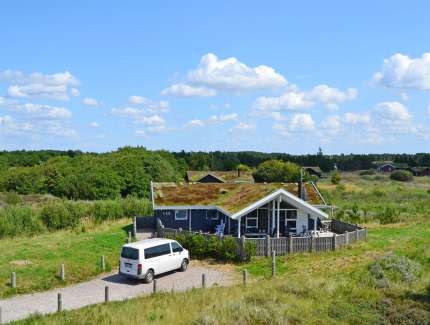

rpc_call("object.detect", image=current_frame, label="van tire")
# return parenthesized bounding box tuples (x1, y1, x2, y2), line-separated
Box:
(180, 259, 188, 272)
(144, 269, 154, 283)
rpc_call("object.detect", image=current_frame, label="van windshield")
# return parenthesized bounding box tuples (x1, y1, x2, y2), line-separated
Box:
(121, 247, 139, 260)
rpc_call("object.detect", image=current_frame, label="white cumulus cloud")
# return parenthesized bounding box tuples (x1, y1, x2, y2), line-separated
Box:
(15, 103, 72, 119)
(161, 83, 217, 97)
(128, 95, 148, 105)
(82, 98, 100, 107)
(89, 122, 100, 128)
(289, 113, 315, 131)
(343, 112, 371, 124)
(373, 53, 430, 90)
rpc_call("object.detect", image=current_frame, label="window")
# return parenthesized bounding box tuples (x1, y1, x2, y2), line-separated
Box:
(212, 210, 219, 220)
(144, 243, 171, 259)
(246, 216, 258, 229)
(121, 247, 139, 260)
(175, 210, 188, 220)
(285, 210, 297, 232)
(171, 241, 183, 253)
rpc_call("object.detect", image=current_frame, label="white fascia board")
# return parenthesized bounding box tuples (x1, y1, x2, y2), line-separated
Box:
(230, 189, 329, 220)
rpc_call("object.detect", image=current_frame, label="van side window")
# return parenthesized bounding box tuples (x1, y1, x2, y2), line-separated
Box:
(171, 241, 183, 253)
(144, 243, 171, 259)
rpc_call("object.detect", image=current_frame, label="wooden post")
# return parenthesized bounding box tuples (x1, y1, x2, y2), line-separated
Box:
(240, 235, 246, 261)
(128, 231, 132, 243)
(60, 264, 65, 281)
(355, 230, 358, 241)
(365, 228, 368, 240)
(331, 234, 336, 250)
(311, 237, 316, 252)
(57, 293, 62, 312)
(266, 235, 271, 257)
(11, 272, 16, 289)
(242, 269, 248, 286)
(271, 250, 276, 278)
(101, 255, 106, 271)
(308, 237, 312, 252)
(345, 231, 349, 245)
(105, 286, 110, 302)
(133, 217, 137, 237)
(201, 273, 206, 288)
(153, 279, 157, 294)
(289, 236, 293, 254)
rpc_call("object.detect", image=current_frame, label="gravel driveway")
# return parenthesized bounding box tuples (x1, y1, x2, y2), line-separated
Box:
(0, 265, 232, 324)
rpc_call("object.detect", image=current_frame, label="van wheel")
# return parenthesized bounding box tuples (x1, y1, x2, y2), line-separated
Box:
(144, 269, 154, 283)
(180, 259, 188, 272)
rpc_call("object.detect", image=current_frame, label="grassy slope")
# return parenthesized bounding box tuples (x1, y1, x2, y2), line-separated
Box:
(14, 223, 430, 324)
(0, 220, 130, 298)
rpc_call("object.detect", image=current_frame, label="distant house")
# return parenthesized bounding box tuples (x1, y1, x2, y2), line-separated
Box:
(186, 170, 254, 184)
(151, 181, 328, 238)
(374, 162, 409, 172)
(303, 166, 323, 178)
(407, 167, 430, 177)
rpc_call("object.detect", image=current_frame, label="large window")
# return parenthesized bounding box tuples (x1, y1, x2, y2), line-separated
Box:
(175, 210, 188, 220)
(144, 244, 171, 259)
(121, 247, 139, 260)
(246, 216, 258, 230)
(171, 241, 183, 253)
(285, 210, 297, 233)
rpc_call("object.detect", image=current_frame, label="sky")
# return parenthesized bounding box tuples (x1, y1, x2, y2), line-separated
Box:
(1, 1, 430, 154)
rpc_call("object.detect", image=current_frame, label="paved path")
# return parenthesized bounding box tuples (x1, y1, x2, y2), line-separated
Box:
(0, 265, 232, 324)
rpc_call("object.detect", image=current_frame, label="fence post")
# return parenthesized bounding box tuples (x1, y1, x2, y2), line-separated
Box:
(242, 269, 248, 286)
(308, 237, 312, 252)
(331, 234, 337, 250)
(266, 235, 271, 257)
(57, 293, 62, 312)
(153, 279, 157, 294)
(271, 250, 276, 278)
(365, 228, 368, 240)
(289, 236, 293, 254)
(133, 217, 137, 237)
(311, 237, 316, 252)
(202, 273, 206, 288)
(128, 231, 132, 243)
(60, 264, 65, 281)
(105, 286, 110, 302)
(10, 272, 16, 289)
(100, 255, 106, 271)
(240, 236, 246, 261)
(355, 230, 358, 242)
(345, 231, 349, 245)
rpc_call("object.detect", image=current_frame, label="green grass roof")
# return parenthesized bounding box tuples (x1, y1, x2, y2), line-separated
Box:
(153, 182, 323, 214)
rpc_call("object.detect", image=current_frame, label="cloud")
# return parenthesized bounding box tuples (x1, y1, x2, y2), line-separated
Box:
(70, 88, 80, 97)
(82, 98, 100, 107)
(343, 112, 371, 124)
(89, 122, 100, 128)
(231, 122, 256, 131)
(289, 113, 315, 131)
(163, 53, 287, 97)
(1, 70, 79, 100)
(185, 113, 238, 128)
(428, 104, 430, 116)
(373, 101, 412, 123)
(161, 83, 217, 97)
(373, 53, 430, 90)
(15, 103, 72, 119)
(139, 115, 165, 126)
(111, 107, 165, 126)
(253, 84, 357, 111)
(129, 95, 148, 105)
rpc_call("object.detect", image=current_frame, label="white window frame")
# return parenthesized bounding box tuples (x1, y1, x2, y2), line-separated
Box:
(246, 215, 258, 230)
(175, 210, 188, 220)
(211, 210, 219, 220)
(284, 209, 298, 232)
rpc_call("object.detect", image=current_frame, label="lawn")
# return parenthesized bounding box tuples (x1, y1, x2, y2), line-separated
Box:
(0, 219, 131, 298)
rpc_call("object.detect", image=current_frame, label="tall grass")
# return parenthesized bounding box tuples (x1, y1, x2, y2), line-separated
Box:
(0, 197, 152, 239)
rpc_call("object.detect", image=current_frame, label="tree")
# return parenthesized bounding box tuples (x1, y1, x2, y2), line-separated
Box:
(253, 160, 300, 183)
(331, 171, 341, 185)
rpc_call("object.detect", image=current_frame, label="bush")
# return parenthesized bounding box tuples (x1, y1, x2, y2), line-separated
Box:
(0, 205, 45, 237)
(378, 207, 400, 224)
(253, 160, 300, 183)
(369, 254, 422, 288)
(359, 170, 375, 176)
(40, 202, 79, 230)
(390, 170, 413, 182)
(2, 191, 23, 205)
(331, 171, 341, 185)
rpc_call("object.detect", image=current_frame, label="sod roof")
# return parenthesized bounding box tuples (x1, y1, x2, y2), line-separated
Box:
(186, 170, 254, 183)
(153, 182, 324, 214)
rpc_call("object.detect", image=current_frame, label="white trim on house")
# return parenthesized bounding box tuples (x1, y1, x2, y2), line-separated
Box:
(174, 210, 188, 220)
(229, 189, 329, 221)
(154, 205, 232, 217)
(245, 215, 258, 230)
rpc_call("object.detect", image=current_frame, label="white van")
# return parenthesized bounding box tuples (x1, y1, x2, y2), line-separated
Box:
(119, 238, 189, 283)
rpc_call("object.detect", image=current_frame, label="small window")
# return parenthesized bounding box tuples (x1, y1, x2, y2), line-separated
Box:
(175, 210, 188, 220)
(144, 243, 171, 259)
(246, 216, 258, 229)
(171, 241, 183, 253)
(212, 211, 219, 220)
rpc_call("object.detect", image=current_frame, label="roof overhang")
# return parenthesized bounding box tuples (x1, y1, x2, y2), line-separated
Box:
(229, 188, 329, 220)
(154, 205, 232, 217)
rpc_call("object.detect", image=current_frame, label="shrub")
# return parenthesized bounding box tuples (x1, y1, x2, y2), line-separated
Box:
(331, 171, 341, 185)
(390, 170, 413, 182)
(121, 196, 152, 218)
(40, 202, 79, 230)
(89, 200, 124, 223)
(369, 254, 422, 288)
(3, 191, 23, 205)
(253, 160, 300, 183)
(0, 205, 45, 237)
(378, 207, 400, 224)
(359, 170, 375, 176)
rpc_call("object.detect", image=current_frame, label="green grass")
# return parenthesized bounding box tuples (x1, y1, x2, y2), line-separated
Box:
(0, 219, 131, 298)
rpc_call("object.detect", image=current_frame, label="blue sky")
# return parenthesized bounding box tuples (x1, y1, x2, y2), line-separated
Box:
(1, 1, 430, 154)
